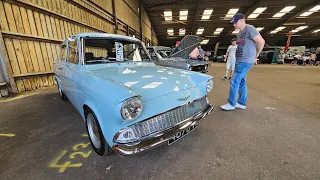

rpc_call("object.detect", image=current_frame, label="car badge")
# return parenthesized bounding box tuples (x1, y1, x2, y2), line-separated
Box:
(178, 92, 190, 101)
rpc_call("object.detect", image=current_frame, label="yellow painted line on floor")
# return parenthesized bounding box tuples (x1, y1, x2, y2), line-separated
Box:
(81, 133, 88, 137)
(0, 133, 16, 137)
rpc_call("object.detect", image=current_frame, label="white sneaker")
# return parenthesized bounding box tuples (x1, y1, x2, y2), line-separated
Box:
(235, 103, 246, 110)
(220, 103, 235, 110)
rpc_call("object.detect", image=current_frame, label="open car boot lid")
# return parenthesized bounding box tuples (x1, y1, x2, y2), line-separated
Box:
(169, 35, 205, 58)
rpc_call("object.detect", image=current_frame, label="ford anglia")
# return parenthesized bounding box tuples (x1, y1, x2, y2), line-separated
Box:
(54, 33, 214, 156)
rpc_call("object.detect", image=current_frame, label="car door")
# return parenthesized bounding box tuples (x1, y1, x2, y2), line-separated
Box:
(64, 37, 80, 108)
(55, 41, 68, 90)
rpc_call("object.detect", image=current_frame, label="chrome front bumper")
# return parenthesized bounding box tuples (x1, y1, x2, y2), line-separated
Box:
(112, 104, 214, 155)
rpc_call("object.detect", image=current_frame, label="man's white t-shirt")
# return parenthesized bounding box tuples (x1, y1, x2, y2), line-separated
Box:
(227, 45, 237, 61)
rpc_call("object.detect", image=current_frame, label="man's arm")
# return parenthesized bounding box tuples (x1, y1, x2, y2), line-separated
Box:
(224, 52, 229, 61)
(224, 46, 230, 61)
(253, 35, 265, 58)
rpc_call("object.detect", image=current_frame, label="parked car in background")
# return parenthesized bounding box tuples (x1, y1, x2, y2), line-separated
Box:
(54, 33, 214, 156)
(146, 35, 209, 73)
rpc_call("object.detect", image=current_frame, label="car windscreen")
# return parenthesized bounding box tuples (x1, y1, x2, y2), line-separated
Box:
(157, 50, 171, 59)
(84, 38, 150, 64)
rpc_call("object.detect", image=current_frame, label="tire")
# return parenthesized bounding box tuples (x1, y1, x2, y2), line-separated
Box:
(85, 109, 113, 156)
(56, 80, 68, 101)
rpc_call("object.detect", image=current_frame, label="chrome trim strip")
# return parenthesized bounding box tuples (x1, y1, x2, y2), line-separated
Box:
(113, 96, 207, 143)
(112, 104, 214, 156)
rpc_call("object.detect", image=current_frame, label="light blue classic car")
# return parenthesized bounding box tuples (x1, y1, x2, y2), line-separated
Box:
(54, 33, 214, 156)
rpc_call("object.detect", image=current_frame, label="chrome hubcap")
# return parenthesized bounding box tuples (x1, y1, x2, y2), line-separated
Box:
(87, 113, 101, 149)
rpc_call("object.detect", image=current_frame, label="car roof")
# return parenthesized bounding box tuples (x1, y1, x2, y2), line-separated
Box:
(70, 32, 140, 42)
(147, 46, 172, 51)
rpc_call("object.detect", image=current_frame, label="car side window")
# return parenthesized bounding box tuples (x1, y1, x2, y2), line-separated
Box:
(147, 49, 158, 60)
(67, 40, 78, 64)
(59, 44, 67, 61)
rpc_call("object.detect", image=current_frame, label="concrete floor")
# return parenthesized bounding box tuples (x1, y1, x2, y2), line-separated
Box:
(0, 63, 319, 180)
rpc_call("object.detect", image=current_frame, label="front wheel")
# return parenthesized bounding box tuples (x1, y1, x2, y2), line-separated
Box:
(85, 109, 113, 156)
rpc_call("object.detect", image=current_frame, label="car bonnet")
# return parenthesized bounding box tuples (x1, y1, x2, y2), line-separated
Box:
(85, 63, 197, 101)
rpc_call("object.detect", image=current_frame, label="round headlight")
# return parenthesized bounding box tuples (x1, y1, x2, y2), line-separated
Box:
(121, 97, 143, 121)
(206, 79, 213, 92)
(189, 66, 193, 71)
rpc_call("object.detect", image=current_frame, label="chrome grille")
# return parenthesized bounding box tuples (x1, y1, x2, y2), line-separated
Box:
(131, 96, 208, 137)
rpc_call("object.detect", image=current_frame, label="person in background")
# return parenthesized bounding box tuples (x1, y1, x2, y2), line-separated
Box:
(310, 52, 316, 66)
(204, 51, 211, 66)
(189, 47, 200, 60)
(198, 46, 204, 61)
(175, 41, 180, 47)
(315, 52, 320, 66)
(223, 38, 237, 80)
(302, 55, 307, 66)
(220, 13, 265, 111)
(292, 53, 301, 65)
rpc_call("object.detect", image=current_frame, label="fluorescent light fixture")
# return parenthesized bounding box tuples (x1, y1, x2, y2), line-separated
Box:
(203, 9, 213, 15)
(164, 10, 172, 16)
(309, 5, 320, 11)
(248, 14, 260, 19)
(256, 27, 264, 31)
(168, 32, 174, 36)
(313, 29, 320, 33)
(179, 28, 185, 35)
(273, 12, 286, 18)
(232, 29, 239, 34)
(280, 6, 296, 13)
(167, 28, 174, 33)
(291, 26, 308, 33)
(299, 5, 320, 17)
(225, 8, 239, 18)
(252, 7, 267, 14)
(180, 10, 188, 16)
(200, 39, 209, 44)
(196, 28, 204, 34)
(213, 28, 224, 35)
(296, 26, 308, 30)
(227, 8, 239, 14)
(300, 12, 313, 16)
(215, 28, 224, 32)
(164, 10, 172, 21)
(248, 7, 267, 19)
(270, 31, 278, 34)
(275, 27, 286, 31)
(196, 27, 204, 35)
(292, 26, 308, 33)
(179, 16, 187, 20)
(201, 15, 211, 20)
(202, 9, 213, 19)
(179, 10, 188, 20)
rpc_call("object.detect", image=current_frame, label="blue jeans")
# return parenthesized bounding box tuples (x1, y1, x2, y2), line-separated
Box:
(228, 62, 254, 106)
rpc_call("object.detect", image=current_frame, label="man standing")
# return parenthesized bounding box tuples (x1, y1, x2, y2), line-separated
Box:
(223, 38, 237, 80)
(198, 46, 204, 61)
(221, 13, 265, 110)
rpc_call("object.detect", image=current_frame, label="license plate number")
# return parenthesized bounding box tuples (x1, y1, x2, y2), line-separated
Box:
(168, 123, 198, 145)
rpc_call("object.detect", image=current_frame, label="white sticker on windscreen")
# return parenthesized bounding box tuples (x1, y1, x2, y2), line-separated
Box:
(115, 42, 124, 61)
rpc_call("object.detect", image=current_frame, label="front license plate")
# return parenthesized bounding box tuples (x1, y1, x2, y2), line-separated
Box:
(168, 123, 199, 145)
(187, 101, 201, 116)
